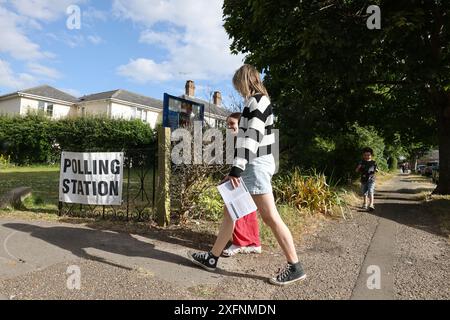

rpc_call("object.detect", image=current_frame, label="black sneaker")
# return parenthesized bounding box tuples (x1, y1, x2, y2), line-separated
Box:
(188, 251, 218, 272)
(269, 262, 307, 286)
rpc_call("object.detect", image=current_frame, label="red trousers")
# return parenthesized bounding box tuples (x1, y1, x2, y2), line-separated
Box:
(232, 211, 261, 247)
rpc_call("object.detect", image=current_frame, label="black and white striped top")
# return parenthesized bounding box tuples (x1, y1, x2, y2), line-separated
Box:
(229, 94, 275, 177)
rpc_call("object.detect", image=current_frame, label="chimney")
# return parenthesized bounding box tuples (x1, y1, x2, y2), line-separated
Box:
(185, 80, 195, 97)
(213, 91, 222, 107)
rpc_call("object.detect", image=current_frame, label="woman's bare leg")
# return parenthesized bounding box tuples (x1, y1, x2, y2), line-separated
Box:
(252, 193, 298, 263)
(211, 207, 235, 257)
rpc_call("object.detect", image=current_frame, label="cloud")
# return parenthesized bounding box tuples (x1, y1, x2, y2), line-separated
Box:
(55, 34, 104, 48)
(0, 2, 87, 90)
(0, 59, 37, 90)
(139, 29, 181, 50)
(83, 6, 108, 23)
(59, 33, 85, 48)
(117, 58, 172, 83)
(10, 0, 85, 22)
(87, 35, 104, 45)
(0, 6, 46, 60)
(27, 62, 62, 79)
(114, 0, 244, 83)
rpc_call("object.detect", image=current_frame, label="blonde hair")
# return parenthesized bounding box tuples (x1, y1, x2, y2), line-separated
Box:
(232, 64, 269, 99)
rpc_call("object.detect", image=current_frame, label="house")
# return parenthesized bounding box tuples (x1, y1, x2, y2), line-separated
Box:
(0, 85, 78, 119)
(181, 80, 229, 128)
(0, 81, 230, 129)
(77, 89, 163, 128)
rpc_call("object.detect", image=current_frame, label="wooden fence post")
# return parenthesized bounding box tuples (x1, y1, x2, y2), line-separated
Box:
(156, 126, 171, 226)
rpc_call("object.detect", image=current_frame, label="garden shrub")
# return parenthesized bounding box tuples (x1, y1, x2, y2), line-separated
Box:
(170, 163, 227, 222)
(273, 168, 347, 217)
(195, 182, 223, 221)
(0, 115, 156, 165)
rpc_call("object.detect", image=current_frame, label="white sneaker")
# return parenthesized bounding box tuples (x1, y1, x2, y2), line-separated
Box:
(223, 244, 262, 257)
(241, 246, 262, 254)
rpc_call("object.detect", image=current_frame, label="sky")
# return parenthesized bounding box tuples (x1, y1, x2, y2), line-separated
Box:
(0, 0, 245, 106)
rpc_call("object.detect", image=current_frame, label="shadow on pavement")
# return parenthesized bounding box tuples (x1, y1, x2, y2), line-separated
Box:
(367, 197, 446, 238)
(58, 218, 220, 253)
(376, 188, 434, 195)
(374, 196, 420, 202)
(2, 223, 268, 282)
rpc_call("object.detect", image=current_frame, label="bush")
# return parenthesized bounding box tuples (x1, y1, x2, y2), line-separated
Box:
(0, 114, 55, 165)
(0, 154, 12, 169)
(170, 163, 227, 221)
(273, 168, 347, 217)
(53, 116, 155, 152)
(301, 123, 389, 183)
(195, 183, 223, 221)
(0, 115, 156, 165)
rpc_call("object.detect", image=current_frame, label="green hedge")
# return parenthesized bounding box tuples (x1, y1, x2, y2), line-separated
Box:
(290, 123, 389, 183)
(0, 115, 156, 165)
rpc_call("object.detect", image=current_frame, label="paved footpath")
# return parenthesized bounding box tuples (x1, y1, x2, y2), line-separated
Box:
(0, 174, 448, 300)
(351, 175, 449, 299)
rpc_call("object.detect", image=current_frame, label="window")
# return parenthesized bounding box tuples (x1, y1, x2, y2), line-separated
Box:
(38, 101, 45, 112)
(46, 104, 53, 117)
(143, 110, 148, 122)
(215, 119, 225, 128)
(37, 101, 53, 117)
(135, 108, 148, 122)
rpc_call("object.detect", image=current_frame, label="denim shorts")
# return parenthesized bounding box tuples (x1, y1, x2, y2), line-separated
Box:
(241, 155, 276, 195)
(361, 180, 376, 196)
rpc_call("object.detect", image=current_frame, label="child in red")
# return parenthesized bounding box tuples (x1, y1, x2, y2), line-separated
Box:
(222, 113, 261, 257)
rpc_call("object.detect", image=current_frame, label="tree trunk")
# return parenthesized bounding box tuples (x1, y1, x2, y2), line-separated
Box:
(435, 93, 450, 195)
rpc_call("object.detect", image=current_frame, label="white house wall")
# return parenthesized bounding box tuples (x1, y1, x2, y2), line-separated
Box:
(52, 104, 72, 119)
(110, 102, 135, 120)
(20, 97, 71, 119)
(111, 102, 161, 128)
(0, 97, 21, 115)
(205, 115, 220, 127)
(147, 111, 161, 128)
(80, 100, 109, 117)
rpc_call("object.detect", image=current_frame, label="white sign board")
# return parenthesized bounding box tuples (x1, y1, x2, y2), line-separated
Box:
(217, 178, 257, 221)
(59, 152, 124, 205)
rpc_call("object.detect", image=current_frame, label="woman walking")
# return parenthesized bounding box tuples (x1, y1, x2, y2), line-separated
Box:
(189, 64, 306, 285)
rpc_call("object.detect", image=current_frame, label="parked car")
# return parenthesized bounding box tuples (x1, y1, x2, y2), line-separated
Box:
(425, 161, 439, 176)
(416, 164, 426, 175)
(432, 164, 439, 183)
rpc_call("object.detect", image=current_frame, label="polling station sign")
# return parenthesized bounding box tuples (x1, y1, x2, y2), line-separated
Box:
(59, 152, 124, 205)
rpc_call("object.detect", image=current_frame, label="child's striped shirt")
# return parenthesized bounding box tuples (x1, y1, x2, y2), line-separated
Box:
(229, 94, 275, 177)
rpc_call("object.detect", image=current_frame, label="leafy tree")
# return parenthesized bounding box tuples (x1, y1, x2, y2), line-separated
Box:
(223, 0, 449, 193)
